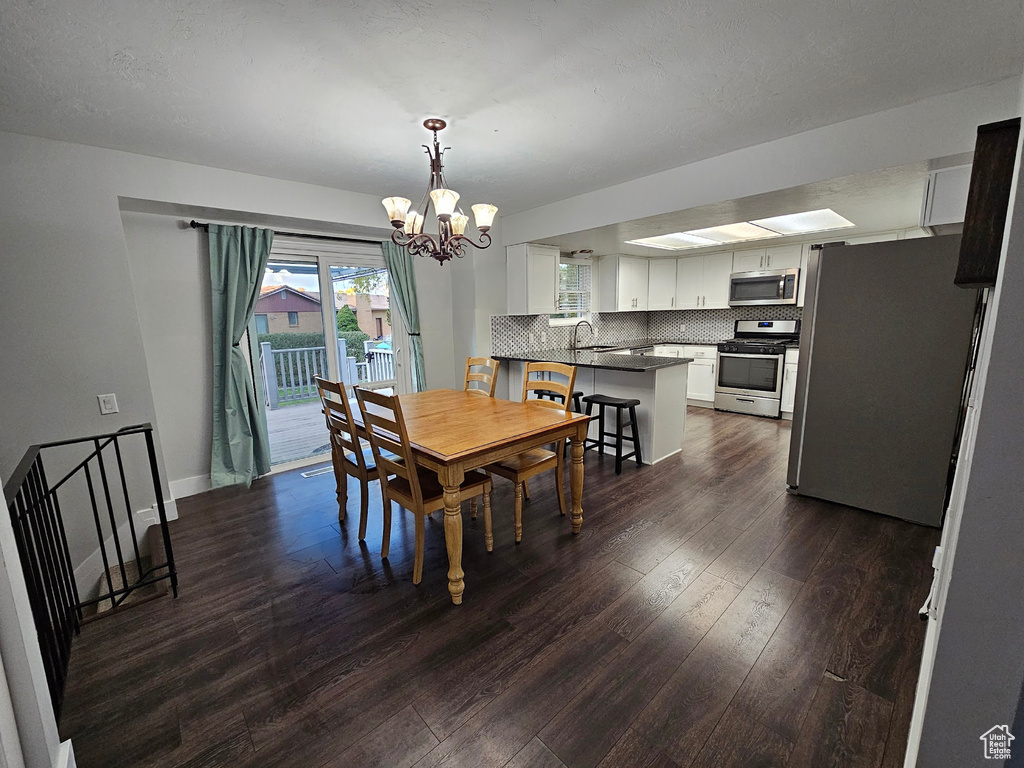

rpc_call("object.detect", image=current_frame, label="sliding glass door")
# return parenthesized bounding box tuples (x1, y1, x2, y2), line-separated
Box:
(250, 238, 409, 468)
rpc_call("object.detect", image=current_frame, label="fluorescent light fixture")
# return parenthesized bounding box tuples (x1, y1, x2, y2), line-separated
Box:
(686, 222, 782, 243)
(751, 208, 854, 235)
(624, 207, 857, 250)
(625, 232, 719, 250)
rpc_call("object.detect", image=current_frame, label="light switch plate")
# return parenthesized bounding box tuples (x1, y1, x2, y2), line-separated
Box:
(98, 393, 119, 415)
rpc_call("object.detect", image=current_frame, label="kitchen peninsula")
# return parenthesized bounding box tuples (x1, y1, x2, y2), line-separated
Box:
(495, 346, 693, 465)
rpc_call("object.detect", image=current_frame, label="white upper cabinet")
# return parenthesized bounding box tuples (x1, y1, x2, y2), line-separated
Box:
(598, 255, 649, 311)
(702, 253, 733, 308)
(733, 244, 800, 272)
(920, 165, 971, 228)
(798, 244, 811, 308)
(765, 243, 802, 270)
(647, 259, 677, 310)
(674, 255, 704, 309)
(732, 249, 766, 273)
(675, 252, 731, 309)
(507, 243, 560, 315)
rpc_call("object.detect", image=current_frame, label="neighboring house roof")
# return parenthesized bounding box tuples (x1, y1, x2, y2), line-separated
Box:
(254, 286, 322, 313)
(259, 285, 320, 302)
(340, 293, 389, 311)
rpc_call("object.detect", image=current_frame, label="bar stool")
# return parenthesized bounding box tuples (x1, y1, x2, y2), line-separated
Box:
(582, 394, 643, 474)
(538, 389, 584, 413)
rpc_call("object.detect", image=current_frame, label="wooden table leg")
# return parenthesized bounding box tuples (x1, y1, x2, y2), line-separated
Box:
(570, 424, 586, 534)
(439, 464, 466, 605)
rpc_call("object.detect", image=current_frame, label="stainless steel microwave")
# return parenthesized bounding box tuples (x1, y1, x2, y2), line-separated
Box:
(728, 268, 800, 306)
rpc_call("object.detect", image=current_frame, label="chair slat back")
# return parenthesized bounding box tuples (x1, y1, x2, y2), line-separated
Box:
(315, 377, 364, 468)
(464, 356, 500, 397)
(522, 362, 578, 415)
(354, 387, 422, 508)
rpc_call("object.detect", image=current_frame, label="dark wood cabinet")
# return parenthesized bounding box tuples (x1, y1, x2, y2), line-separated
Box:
(956, 117, 1021, 288)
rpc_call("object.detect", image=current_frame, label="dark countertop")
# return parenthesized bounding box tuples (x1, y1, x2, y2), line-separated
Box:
(494, 348, 694, 372)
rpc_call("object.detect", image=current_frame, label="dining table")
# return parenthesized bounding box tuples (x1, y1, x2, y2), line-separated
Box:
(352, 388, 591, 605)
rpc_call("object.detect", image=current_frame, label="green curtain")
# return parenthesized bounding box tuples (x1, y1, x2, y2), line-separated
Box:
(208, 224, 274, 487)
(381, 241, 427, 392)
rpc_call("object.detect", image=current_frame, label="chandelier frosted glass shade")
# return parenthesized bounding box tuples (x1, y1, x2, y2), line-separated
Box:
(382, 197, 412, 226)
(472, 204, 498, 232)
(383, 118, 497, 264)
(429, 189, 460, 220)
(404, 212, 424, 235)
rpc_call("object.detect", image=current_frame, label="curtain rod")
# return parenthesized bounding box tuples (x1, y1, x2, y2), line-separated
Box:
(188, 219, 383, 245)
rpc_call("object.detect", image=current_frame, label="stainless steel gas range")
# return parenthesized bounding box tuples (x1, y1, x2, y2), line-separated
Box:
(714, 319, 800, 419)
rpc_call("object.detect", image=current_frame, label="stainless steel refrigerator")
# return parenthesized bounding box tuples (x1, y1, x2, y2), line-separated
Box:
(786, 235, 980, 527)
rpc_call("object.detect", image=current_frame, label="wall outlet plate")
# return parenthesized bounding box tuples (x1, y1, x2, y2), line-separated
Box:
(679, 324, 686, 333)
(98, 393, 119, 415)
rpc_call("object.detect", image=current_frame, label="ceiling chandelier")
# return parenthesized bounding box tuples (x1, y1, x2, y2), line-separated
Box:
(382, 118, 498, 265)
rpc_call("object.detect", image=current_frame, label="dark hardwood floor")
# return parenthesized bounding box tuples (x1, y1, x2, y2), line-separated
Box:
(59, 406, 938, 768)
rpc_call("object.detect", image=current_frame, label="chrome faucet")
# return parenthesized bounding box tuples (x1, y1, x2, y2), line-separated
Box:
(571, 320, 595, 350)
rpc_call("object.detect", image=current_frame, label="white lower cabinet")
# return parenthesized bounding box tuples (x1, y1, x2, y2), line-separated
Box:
(682, 345, 717, 404)
(781, 349, 800, 414)
(688, 361, 716, 402)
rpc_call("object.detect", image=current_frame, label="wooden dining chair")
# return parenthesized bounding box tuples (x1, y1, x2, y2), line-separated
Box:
(464, 356, 500, 397)
(355, 387, 494, 583)
(485, 361, 577, 543)
(314, 377, 386, 540)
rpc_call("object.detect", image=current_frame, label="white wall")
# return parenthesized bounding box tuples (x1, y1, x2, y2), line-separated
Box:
(501, 77, 1021, 246)
(120, 211, 215, 495)
(914, 74, 1024, 765)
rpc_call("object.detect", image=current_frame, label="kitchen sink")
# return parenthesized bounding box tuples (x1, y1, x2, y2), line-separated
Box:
(573, 344, 618, 351)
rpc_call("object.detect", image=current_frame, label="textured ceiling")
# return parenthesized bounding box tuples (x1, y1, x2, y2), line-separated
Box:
(1, 0, 1021, 215)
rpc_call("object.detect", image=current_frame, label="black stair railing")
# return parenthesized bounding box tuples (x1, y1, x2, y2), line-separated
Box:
(3, 423, 178, 716)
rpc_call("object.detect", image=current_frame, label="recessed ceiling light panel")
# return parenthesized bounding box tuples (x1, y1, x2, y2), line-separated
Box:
(750, 208, 854, 235)
(685, 222, 783, 243)
(625, 208, 857, 251)
(626, 232, 719, 250)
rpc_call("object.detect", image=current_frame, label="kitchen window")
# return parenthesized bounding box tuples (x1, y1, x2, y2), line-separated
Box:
(550, 258, 592, 325)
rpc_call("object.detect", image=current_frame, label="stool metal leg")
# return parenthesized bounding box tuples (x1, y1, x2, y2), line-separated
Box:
(615, 406, 624, 475)
(629, 406, 643, 466)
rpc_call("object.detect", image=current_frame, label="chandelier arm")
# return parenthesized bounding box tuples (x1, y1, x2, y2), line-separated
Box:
(449, 232, 492, 250)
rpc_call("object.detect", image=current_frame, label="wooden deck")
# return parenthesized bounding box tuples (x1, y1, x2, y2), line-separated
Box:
(265, 400, 332, 465)
(58, 406, 938, 768)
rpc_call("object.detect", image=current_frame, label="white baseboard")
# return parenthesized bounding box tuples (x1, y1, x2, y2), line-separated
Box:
(56, 739, 76, 768)
(169, 474, 211, 499)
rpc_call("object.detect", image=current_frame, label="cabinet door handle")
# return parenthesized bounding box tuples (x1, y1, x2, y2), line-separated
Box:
(671, 296, 674, 307)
